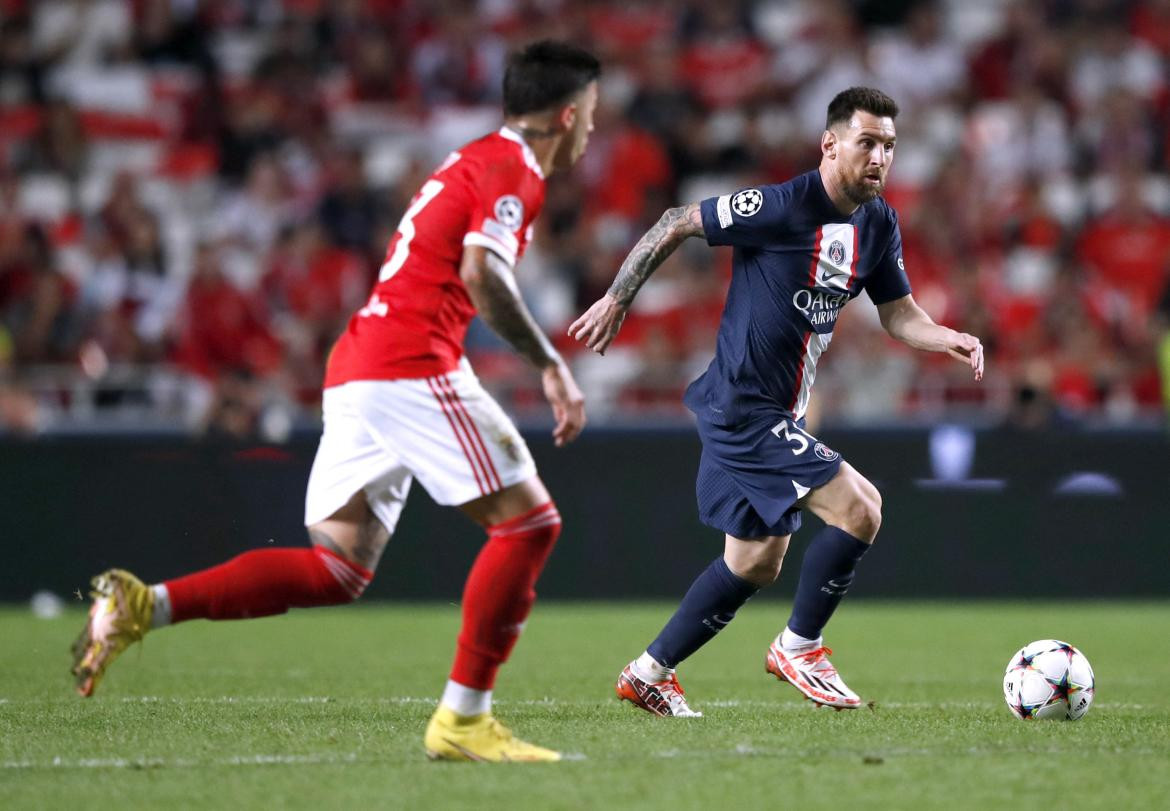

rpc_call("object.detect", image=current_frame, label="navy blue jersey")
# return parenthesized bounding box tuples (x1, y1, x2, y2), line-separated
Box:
(683, 170, 911, 425)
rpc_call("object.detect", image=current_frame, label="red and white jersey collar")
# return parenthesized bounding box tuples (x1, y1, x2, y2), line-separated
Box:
(498, 126, 545, 180)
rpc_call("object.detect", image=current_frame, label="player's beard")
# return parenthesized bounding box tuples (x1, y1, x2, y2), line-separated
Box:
(843, 173, 884, 205)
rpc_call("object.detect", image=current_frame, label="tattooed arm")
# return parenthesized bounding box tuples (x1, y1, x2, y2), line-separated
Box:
(570, 203, 704, 353)
(460, 245, 586, 445)
(461, 244, 560, 368)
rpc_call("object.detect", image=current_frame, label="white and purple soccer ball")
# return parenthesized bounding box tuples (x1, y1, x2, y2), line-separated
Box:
(1003, 639, 1095, 721)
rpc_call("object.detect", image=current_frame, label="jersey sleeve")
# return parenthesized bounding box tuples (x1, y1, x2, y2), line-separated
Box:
(863, 206, 912, 305)
(700, 184, 794, 248)
(461, 156, 534, 268)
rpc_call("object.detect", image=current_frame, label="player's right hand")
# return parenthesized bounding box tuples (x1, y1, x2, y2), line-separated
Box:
(568, 293, 628, 355)
(542, 362, 585, 447)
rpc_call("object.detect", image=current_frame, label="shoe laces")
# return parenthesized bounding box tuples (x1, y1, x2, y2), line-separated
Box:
(655, 674, 692, 710)
(794, 646, 838, 678)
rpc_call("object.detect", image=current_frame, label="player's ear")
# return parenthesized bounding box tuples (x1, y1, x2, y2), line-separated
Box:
(821, 129, 838, 159)
(556, 101, 577, 133)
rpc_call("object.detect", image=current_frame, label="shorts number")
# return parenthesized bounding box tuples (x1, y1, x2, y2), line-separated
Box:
(771, 419, 811, 455)
(379, 179, 445, 283)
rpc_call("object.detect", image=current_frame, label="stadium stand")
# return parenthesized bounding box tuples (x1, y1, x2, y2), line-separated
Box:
(0, 0, 1167, 437)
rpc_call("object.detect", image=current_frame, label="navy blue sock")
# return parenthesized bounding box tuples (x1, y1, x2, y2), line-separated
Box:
(786, 526, 871, 640)
(646, 557, 759, 668)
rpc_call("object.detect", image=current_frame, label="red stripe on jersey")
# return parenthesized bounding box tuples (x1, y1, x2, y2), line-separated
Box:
(790, 227, 823, 413)
(807, 226, 823, 288)
(847, 225, 860, 291)
(426, 376, 488, 495)
(788, 331, 814, 414)
(439, 374, 503, 491)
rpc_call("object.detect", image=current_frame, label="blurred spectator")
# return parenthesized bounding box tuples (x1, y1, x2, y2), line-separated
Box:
(171, 243, 282, 383)
(0, 15, 46, 106)
(677, 2, 769, 109)
(1069, 19, 1163, 110)
(211, 152, 299, 288)
(1077, 168, 1170, 320)
(316, 146, 386, 258)
(410, 0, 506, 106)
(260, 219, 366, 398)
(0, 223, 73, 363)
(31, 0, 132, 70)
(15, 98, 88, 181)
(342, 26, 412, 103)
(871, 0, 965, 114)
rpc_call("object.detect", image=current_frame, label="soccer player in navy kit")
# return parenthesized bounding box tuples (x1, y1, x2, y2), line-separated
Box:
(571, 87, 984, 716)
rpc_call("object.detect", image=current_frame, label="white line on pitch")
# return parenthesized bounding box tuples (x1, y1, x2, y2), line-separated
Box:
(2, 753, 362, 770)
(0, 695, 1152, 712)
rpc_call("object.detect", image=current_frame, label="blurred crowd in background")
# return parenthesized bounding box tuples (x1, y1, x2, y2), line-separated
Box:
(1, 0, 1169, 438)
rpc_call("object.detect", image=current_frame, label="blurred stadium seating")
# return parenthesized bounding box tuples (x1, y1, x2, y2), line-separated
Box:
(1, 0, 1168, 438)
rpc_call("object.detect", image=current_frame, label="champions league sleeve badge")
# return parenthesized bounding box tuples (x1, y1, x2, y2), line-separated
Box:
(731, 188, 763, 218)
(493, 195, 524, 230)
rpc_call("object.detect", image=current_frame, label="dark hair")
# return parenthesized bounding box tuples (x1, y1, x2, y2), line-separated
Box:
(503, 40, 601, 117)
(825, 87, 899, 129)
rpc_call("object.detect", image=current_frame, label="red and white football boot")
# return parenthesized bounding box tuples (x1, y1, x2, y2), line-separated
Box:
(765, 639, 861, 709)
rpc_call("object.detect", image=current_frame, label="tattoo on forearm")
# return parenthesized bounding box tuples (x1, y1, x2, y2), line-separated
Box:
(470, 251, 560, 368)
(608, 204, 703, 305)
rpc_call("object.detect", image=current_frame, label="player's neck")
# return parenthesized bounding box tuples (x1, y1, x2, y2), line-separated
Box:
(504, 116, 563, 176)
(817, 165, 860, 216)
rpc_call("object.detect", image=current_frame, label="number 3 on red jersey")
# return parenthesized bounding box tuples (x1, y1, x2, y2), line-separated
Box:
(378, 179, 446, 283)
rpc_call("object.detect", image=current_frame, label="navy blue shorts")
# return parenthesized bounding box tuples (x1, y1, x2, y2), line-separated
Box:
(695, 412, 844, 538)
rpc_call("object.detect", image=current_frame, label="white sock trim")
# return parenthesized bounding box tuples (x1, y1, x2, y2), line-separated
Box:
(780, 626, 822, 651)
(439, 680, 492, 717)
(632, 651, 673, 683)
(150, 584, 172, 629)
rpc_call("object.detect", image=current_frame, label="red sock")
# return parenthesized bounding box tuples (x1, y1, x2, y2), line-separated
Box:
(165, 547, 372, 623)
(450, 502, 562, 690)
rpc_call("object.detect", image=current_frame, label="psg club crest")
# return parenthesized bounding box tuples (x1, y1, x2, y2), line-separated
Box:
(828, 240, 846, 266)
(731, 188, 763, 217)
(814, 442, 840, 462)
(493, 195, 524, 230)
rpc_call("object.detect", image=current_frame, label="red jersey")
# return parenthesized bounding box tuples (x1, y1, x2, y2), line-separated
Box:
(324, 127, 545, 386)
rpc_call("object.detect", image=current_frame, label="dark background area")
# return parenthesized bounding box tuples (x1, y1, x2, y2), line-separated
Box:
(4, 426, 1167, 602)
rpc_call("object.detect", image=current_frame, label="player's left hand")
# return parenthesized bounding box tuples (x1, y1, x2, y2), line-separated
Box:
(542, 362, 586, 446)
(946, 332, 984, 381)
(568, 293, 628, 355)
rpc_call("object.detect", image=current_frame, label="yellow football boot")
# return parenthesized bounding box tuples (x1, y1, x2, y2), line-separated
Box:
(71, 569, 153, 697)
(424, 706, 561, 762)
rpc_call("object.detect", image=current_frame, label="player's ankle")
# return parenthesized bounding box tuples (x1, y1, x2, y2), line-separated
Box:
(779, 626, 822, 652)
(150, 584, 171, 629)
(440, 680, 492, 717)
(632, 651, 673, 683)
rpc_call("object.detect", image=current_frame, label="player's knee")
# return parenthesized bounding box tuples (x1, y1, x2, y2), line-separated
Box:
(738, 558, 783, 586)
(844, 491, 882, 542)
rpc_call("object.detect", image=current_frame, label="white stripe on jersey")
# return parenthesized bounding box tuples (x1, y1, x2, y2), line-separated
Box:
(498, 126, 545, 180)
(813, 223, 856, 292)
(481, 218, 520, 254)
(793, 332, 832, 420)
(463, 232, 517, 267)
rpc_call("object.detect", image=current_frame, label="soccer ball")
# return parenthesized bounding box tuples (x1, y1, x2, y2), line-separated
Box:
(1003, 639, 1095, 720)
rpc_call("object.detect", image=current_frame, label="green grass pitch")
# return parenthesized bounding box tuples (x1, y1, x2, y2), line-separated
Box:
(3, 601, 1169, 810)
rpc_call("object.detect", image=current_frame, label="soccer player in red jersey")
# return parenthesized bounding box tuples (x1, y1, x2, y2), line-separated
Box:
(71, 41, 600, 763)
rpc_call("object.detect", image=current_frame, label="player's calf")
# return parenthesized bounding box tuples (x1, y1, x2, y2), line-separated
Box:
(161, 546, 372, 623)
(450, 502, 561, 689)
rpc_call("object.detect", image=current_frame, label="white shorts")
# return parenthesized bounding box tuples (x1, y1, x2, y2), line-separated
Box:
(304, 360, 537, 533)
